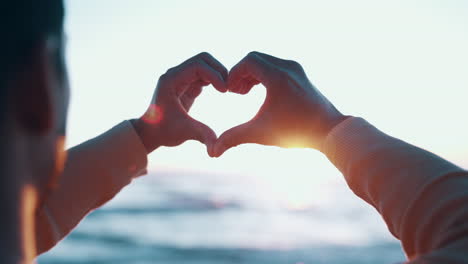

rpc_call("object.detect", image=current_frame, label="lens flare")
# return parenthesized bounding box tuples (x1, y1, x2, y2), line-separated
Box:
(142, 104, 163, 124)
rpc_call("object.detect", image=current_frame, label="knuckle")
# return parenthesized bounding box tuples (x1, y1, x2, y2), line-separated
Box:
(165, 65, 179, 75)
(159, 70, 172, 82)
(186, 60, 201, 71)
(290, 60, 305, 73)
(164, 66, 175, 76)
(247, 51, 261, 58)
(197, 51, 211, 59)
(245, 52, 259, 64)
(191, 60, 202, 67)
(287, 59, 301, 68)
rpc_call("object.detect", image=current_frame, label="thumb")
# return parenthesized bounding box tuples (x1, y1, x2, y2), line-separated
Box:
(187, 118, 217, 155)
(212, 121, 258, 157)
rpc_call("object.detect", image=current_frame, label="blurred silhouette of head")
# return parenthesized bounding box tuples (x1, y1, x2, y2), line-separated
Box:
(0, 0, 69, 200)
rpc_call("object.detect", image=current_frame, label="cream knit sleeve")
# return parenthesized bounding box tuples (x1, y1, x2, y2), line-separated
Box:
(323, 117, 468, 263)
(35, 120, 148, 255)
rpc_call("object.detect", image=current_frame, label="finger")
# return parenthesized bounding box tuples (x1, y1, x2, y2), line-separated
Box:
(180, 86, 202, 110)
(187, 117, 217, 155)
(180, 60, 228, 94)
(228, 52, 274, 94)
(212, 121, 259, 157)
(238, 78, 261, 95)
(250, 52, 306, 77)
(244, 51, 286, 65)
(186, 82, 205, 98)
(197, 52, 229, 82)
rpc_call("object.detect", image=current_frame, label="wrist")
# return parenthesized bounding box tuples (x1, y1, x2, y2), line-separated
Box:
(324, 113, 351, 136)
(129, 118, 161, 154)
(309, 107, 350, 149)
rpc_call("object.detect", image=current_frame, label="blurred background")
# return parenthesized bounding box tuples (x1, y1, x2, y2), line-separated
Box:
(39, 0, 468, 263)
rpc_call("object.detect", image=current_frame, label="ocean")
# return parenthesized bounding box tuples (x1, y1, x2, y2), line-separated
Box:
(38, 169, 405, 264)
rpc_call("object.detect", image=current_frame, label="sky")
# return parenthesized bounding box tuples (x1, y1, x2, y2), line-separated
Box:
(63, 0, 468, 204)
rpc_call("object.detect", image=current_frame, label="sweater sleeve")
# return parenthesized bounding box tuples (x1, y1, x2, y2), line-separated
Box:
(322, 117, 468, 263)
(35, 121, 148, 255)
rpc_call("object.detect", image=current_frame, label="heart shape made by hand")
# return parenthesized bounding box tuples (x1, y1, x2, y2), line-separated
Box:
(189, 84, 266, 137)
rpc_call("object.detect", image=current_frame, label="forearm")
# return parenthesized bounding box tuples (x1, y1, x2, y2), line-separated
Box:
(34, 52, 227, 255)
(35, 121, 148, 254)
(322, 117, 468, 262)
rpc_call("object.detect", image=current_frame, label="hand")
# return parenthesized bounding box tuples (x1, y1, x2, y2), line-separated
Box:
(131, 52, 228, 154)
(212, 51, 347, 157)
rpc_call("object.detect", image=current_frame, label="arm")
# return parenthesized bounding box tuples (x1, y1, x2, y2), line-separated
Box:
(35, 52, 228, 254)
(213, 51, 468, 263)
(322, 117, 468, 263)
(35, 121, 148, 254)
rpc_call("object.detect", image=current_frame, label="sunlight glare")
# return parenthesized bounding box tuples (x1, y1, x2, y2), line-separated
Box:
(142, 104, 163, 125)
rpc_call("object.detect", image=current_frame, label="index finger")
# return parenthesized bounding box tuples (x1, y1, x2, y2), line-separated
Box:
(197, 52, 229, 82)
(228, 52, 275, 94)
(175, 59, 228, 95)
